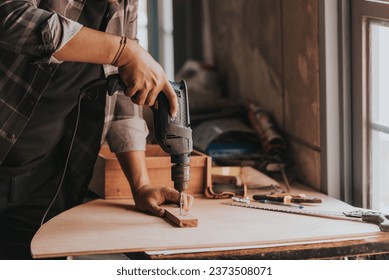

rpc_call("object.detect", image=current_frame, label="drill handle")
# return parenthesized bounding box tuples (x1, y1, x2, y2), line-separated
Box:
(105, 74, 193, 160)
(152, 80, 193, 159)
(107, 74, 126, 96)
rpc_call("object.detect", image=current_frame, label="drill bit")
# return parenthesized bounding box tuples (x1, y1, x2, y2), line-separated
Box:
(179, 192, 183, 215)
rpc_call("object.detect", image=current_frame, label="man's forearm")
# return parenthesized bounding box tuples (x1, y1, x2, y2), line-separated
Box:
(115, 150, 151, 196)
(53, 27, 123, 65)
(54, 26, 178, 116)
(116, 149, 191, 217)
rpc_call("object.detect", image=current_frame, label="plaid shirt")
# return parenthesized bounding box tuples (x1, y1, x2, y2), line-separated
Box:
(0, 0, 148, 204)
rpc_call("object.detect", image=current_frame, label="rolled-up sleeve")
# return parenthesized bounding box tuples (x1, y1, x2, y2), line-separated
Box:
(104, 93, 149, 153)
(0, 0, 82, 63)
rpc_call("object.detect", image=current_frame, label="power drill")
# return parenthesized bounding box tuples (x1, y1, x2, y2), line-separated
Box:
(150, 80, 193, 198)
(82, 74, 193, 212)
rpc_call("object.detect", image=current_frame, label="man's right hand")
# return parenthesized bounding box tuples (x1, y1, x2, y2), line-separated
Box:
(115, 40, 178, 118)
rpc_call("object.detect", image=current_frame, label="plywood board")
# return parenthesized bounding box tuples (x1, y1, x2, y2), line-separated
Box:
(31, 186, 385, 259)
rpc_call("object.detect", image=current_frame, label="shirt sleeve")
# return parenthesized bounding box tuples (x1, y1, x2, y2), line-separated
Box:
(104, 92, 150, 153)
(0, 1, 82, 64)
(102, 0, 149, 153)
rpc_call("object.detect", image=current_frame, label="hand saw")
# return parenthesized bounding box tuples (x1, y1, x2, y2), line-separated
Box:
(253, 193, 322, 204)
(222, 201, 389, 232)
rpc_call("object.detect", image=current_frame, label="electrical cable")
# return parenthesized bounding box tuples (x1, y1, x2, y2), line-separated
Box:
(40, 91, 84, 226)
(40, 78, 107, 226)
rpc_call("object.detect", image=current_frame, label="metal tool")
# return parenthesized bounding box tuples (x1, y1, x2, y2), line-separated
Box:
(246, 102, 295, 193)
(258, 199, 304, 209)
(232, 196, 250, 204)
(247, 102, 286, 155)
(83, 75, 193, 215)
(222, 201, 389, 232)
(253, 193, 322, 204)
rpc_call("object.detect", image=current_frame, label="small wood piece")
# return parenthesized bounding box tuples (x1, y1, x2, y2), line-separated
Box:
(164, 207, 198, 228)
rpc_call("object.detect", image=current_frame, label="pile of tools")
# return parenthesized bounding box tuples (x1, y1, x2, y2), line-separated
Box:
(205, 101, 293, 199)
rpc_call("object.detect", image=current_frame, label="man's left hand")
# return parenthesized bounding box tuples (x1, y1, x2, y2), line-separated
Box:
(133, 185, 194, 217)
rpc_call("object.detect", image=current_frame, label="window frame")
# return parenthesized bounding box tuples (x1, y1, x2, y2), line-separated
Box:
(351, 0, 389, 208)
(318, 0, 352, 203)
(147, 0, 175, 80)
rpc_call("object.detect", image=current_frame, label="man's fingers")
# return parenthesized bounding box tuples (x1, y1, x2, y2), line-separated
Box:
(145, 87, 160, 106)
(182, 194, 194, 211)
(147, 202, 165, 217)
(161, 187, 194, 211)
(161, 187, 181, 203)
(163, 82, 178, 118)
(125, 87, 139, 98)
(134, 186, 194, 217)
(131, 89, 148, 105)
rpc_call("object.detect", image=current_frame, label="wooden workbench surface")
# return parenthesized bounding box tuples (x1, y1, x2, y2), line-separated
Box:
(31, 186, 389, 259)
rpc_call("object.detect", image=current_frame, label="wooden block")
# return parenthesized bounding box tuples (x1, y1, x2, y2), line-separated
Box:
(164, 207, 198, 228)
(89, 144, 212, 199)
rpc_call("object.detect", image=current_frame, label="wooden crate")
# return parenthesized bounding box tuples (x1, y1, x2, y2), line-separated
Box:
(89, 144, 212, 199)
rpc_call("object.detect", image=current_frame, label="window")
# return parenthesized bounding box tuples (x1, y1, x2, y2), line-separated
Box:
(137, 0, 149, 50)
(368, 21, 389, 211)
(138, 0, 175, 80)
(352, 0, 389, 210)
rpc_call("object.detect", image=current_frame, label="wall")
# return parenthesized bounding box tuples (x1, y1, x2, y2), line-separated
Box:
(204, 0, 321, 190)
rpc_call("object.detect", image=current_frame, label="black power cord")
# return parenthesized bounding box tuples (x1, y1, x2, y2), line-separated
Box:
(40, 78, 108, 226)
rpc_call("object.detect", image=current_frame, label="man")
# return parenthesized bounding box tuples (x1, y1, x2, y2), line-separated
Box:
(0, 0, 193, 259)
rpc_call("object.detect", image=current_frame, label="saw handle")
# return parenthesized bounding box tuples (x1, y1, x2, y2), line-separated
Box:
(252, 194, 322, 204)
(361, 212, 389, 232)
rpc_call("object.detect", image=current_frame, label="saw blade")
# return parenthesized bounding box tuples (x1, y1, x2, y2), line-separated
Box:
(222, 201, 364, 222)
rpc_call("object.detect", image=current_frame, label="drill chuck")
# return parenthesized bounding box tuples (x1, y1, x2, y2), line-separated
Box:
(172, 163, 190, 193)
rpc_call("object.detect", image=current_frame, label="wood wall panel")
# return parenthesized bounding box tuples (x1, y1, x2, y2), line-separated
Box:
(282, 0, 320, 148)
(205, 0, 321, 189)
(207, 0, 284, 126)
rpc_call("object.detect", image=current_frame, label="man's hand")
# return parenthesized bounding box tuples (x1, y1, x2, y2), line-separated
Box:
(115, 40, 177, 117)
(133, 185, 194, 217)
(116, 152, 193, 218)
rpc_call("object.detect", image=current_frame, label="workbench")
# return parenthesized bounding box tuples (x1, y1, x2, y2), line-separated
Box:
(31, 184, 389, 259)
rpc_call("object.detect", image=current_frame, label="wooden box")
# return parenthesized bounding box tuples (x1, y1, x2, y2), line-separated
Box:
(89, 144, 212, 199)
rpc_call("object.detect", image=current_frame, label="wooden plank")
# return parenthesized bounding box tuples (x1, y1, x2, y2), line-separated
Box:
(164, 207, 198, 228)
